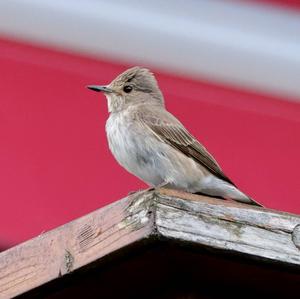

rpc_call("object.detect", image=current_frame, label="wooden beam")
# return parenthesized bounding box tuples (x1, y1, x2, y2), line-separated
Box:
(156, 189, 300, 265)
(1, 189, 300, 298)
(0, 191, 155, 298)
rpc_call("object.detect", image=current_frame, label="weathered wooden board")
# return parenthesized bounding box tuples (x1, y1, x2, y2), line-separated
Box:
(0, 191, 155, 298)
(156, 189, 300, 265)
(0, 188, 300, 298)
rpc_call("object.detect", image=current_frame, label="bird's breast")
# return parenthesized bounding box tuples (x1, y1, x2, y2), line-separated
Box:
(105, 111, 164, 186)
(106, 113, 131, 163)
(105, 112, 146, 168)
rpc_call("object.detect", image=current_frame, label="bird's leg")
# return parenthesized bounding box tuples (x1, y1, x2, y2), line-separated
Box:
(127, 189, 144, 196)
(128, 182, 170, 196)
(127, 186, 155, 196)
(152, 182, 172, 191)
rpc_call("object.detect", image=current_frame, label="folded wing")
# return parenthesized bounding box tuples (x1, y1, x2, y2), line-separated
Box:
(137, 106, 234, 185)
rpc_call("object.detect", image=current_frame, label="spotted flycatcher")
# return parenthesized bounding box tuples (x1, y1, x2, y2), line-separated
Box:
(87, 66, 261, 206)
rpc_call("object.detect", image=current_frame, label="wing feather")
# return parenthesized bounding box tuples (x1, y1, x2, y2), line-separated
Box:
(137, 106, 234, 185)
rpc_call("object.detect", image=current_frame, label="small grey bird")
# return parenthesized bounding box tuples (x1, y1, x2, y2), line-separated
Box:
(87, 66, 261, 206)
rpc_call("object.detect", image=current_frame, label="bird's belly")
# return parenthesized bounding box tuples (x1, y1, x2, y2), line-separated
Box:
(106, 115, 164, 186)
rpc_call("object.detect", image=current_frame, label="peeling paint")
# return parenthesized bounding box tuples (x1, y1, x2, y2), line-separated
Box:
(118, 192, 155, 231)
(292, 224, 300, 250)
(64, 250, 74, 274)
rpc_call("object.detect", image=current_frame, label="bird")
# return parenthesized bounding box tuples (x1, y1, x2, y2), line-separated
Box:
(87, 66, 262, 206)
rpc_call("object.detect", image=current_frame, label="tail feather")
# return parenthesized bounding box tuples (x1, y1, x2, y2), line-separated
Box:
(232, 194, 263, 207)
(197, 176, 263, 207)
(225, 185, 263, 207)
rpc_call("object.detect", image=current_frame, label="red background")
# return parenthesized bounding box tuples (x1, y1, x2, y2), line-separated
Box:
(1, 37, 300, 249)
(246, 0, 300, 10)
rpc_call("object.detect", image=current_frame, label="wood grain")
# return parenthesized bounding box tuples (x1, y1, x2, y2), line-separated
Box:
(155, 188, 300, 265)
(1, 188, 300, 298)
(0, 191, 155, 298)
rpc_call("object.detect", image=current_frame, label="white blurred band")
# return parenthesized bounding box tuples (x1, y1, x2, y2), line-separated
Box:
(0, 0, 300, 100)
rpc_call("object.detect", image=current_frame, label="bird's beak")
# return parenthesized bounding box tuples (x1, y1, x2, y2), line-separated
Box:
(86, 85, 113, 93)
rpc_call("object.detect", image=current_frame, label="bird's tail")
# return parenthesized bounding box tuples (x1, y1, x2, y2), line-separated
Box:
(236, 194, 263, 207)
(196, 177, 263, 207)
(224, 184, 263, 207)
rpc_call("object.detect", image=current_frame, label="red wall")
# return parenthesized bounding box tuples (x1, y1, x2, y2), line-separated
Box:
(245, 0, 300, 10)
(1, 38, 300, 248)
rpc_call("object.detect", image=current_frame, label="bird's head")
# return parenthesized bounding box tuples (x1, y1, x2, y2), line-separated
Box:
(87, 66, 164, 112)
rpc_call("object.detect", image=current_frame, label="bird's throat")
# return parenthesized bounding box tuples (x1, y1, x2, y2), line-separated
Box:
(106, 94, 125, 113)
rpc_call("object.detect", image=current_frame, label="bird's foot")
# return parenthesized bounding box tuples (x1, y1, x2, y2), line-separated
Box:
(127, 187, 153, 196)
(128, 190, 141, 196)
(128, 183, 170, 196)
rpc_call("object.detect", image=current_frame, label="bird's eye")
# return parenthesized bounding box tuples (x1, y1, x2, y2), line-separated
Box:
(123, 85, 133, 93)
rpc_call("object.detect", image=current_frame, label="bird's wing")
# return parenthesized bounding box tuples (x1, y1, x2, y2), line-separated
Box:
(137, 106, 234, 185)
